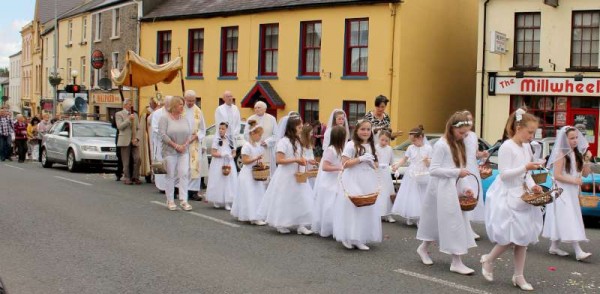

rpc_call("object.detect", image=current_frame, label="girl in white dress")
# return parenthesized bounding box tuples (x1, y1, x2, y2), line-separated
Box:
(206, 123, 238, 210)
(416, 112, 476, 275)
(312, 126, 347, 237)
(231, 120, 267, 225)
(392, 126, 432, 225)
(481, 109, 544, 291)
(333, 120, 382, 250)
(322, 109, 350, 149)
(542, 126, 592, 261)
(300, 124, 318, 189)
(376, 131, 396, 223)
(257, 116, 315, 235)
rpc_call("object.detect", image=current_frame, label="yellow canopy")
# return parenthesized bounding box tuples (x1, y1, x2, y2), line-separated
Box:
(111, 50, 182, 88)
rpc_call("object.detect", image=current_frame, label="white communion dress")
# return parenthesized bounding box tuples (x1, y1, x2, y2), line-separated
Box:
(392, 144, 433, 220)
(311, 146, 343, 237)
(375, 144, 395, 217)
(231, 142, 267, 222)
(465, 131, 485, 222)
(206, 135, 238, 206)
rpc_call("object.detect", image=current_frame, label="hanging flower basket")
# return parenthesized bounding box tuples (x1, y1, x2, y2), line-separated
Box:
(49, 74, 63, 87)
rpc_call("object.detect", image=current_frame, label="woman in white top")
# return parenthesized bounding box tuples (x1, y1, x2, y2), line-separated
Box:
(481, 109, 544, 291)
(416, 111, 476, 275)
(542, 126, 592, 261)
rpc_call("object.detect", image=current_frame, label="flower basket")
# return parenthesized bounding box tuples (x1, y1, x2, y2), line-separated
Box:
(48, 75, 62, 87)
(531, 169, 548, 184)
(580, 172, 600, 208)
(252, 162, 270, 181)
(457, 173, 480, 211)
(339, 162, 380, 208)
(222, 165, 231, 176)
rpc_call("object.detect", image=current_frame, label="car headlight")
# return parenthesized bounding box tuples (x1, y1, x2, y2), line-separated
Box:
(81, 145, 99, 152)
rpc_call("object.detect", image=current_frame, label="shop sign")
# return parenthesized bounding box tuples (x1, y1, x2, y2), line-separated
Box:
(493, 77, 600, 97)
(91, 50, 105, 69)
(490, 31, 507, 54)
(92, 93, 121, 104)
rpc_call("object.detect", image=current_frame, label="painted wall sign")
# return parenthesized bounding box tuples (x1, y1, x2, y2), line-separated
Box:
(493, 77, 600, 96)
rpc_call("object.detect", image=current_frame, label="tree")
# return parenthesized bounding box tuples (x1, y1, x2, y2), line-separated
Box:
(0, 67, 8, 77)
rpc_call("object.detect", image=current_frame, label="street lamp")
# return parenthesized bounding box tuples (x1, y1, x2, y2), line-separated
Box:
(71, 70, 79, 85)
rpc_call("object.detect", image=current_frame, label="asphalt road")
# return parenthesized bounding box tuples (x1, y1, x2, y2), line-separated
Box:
(0, 161, 599, 294)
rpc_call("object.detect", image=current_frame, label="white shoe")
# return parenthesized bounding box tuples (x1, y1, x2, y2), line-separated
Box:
(385, 215, 396, 223)
(342, 241, 354, 250)
(406, 219, 414, 226)
(252, 220, 267, 226)
(297, 226, 313, 235)
(277, 227, 291, 234)
(512, 275, 534, 291)
(356, 244, 370, 251)
(213, 203, 221, 209)
(450, 264, 475, 275)
(576, 252, 592, 261)
(225, 204, 231, 211)
(549, 248, 569, 257)
(480, 254, 494, 282)
(473, 233, 481, 240)
(417, 244, 433, 265)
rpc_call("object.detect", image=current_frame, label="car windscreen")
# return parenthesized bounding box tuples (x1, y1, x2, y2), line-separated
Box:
(72, 124, 116, 138)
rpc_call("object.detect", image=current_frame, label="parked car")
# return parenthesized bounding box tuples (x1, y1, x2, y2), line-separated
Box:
(204, 122, 247, 170)
(41, 120, 118, 172)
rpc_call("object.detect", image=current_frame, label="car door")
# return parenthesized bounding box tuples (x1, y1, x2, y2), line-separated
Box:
(55, 122, 72, 163)
(45, 122, 63, 160)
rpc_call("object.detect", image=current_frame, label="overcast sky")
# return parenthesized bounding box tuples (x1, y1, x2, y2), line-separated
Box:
(0, 0, 36, 69)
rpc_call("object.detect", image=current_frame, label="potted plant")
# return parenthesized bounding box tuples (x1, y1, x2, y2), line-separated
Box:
(48, 73, 62, 87)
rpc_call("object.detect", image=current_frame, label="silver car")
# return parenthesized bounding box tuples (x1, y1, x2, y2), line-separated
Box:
(41, 120, 118, 172)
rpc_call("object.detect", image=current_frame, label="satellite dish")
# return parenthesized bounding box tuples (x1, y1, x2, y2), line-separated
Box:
(99, 78, 112, 90)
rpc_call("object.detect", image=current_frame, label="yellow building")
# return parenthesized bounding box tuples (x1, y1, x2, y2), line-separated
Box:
(139, 0, 478, 138)
(20, 21, 34, 117)
(476, 0, 600, 154)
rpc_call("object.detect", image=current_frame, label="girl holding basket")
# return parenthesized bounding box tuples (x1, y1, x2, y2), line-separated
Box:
(206, 122, 238, 210)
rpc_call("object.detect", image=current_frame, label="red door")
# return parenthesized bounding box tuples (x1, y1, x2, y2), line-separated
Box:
(569, 108, 599, 156)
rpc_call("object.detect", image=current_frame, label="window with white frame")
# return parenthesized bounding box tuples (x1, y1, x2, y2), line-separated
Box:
(112, 8, 120, 38)
(67, 58, 72, 81)
(80, 57, 86, 85)
(82, 16, 87, 42)
(94, 13, 102, 41)
(68, 20, 73, 44)
(112, 52, 119, 69)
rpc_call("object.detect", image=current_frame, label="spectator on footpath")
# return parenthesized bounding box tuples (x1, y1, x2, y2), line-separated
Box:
(13, 114, 28, 163)
(0, 107, 13, 161)
(116, 99, 142, 185)
(27, 117, 40, 161)
(37, 114, 52, 162)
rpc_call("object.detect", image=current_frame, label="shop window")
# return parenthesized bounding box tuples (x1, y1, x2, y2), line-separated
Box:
(259, 23, 279, 76)
(344, 18, 369, 76)
(299, 99, 319, 124)
(570, 11, 600, 70)
(343, 100, 366, 130)
(157, 30, 172, 64)
(571, 97, 600, 109)
(300, 21, 321, 76)
(221, 26, 239, 77)
(188, 29, 204, 77)
(513, 13, 541, 70)
(510, 96, 563, 137)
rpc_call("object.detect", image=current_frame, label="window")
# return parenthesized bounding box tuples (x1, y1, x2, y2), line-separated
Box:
(82, 16, 87, 42)
(112, 52, 119, 69)
(68, 20, 73, 44)
(259, 23, 279, 76)
(513, 13, 541, 69)
(510, 96, 561, 137)
(157, 30, 172, 64)
(300, 21, 322, 76)
(67, 58, 72, 82)
(343, 100, 366, 129)
(112, 8, 120, 38)
(80, 57, 86, 85)
(221, 26, 239, 76)
(299, 99, 319, 124)
(344, 18, 369, 76)
(94, 13, 102, 41)
(571, 11, 600, 69)
(188, 29, 204, 76)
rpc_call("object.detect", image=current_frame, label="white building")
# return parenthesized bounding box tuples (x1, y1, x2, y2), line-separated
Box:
(9, 51, 22, 114)
(476, 0, 600, 154)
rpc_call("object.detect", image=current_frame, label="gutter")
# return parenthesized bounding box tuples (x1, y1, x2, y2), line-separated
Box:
(480, 0, 490, 137)
(389, 2, 398, 131)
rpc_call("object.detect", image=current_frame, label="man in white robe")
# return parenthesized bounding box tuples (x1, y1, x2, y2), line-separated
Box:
(215, 90, 241, 141)
(244, 101, 277, 176)
(149, 96, 172, 192)
(183, 90, 206, 201)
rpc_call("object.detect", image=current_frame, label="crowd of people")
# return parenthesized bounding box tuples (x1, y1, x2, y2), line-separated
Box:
(1, 90, 594, 291)
(0, 107, 55, 163)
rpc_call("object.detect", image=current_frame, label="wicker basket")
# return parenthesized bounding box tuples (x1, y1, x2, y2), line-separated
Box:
(252, 162, 270, 181)
(457, 173, 480, 211)
(295, 163, 308, 183)
(222, 165, 231, 176)
(479, 164, 492, 180)
(579, 172, 599, 208)
(339, 162, 380, 208)
(305, 168, 319, 178)
(521, 183, 563, 206)
(531, 169, 548, 184)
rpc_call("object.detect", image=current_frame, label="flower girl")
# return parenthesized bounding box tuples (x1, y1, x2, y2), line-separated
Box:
(323, 109, 350, 149)
(312, 126, 347, 237)
(231, 120, 267, 225)
(300, 124, 318, 188)
(333, 120, 382, 250)
(391, 126, 432, 225)
(376, 130, 396, 223)
(206, 122, 238, 210)
(257, 116, 314, 235)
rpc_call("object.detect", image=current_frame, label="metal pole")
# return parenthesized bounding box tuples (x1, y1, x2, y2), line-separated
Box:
(52, 0, 58, 118)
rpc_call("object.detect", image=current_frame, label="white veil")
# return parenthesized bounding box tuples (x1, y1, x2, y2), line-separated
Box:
(323, 109, 350, 148)
(275, 111, 300, 141)
(546, 125, 589, 170)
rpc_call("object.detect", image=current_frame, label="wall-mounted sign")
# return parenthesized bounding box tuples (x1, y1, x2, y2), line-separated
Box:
(490, 31, 508, 54)
(92, 93, 121, 104)
(492, 77, 600, 96)
(91, 50, 105, 69)
(544, 0, 559, 8)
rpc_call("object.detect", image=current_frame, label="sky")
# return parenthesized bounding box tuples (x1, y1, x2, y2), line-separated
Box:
(0, 0, 36, 69)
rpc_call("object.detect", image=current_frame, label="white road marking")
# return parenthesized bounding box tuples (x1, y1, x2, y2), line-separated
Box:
(393, 268, 491, 294)
(54, 176, 93, 186)
(150, 201, 240, 228)
(4, 164, 25, 170)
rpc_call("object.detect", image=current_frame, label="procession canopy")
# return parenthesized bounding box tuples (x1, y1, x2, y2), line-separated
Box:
(111, 50, 182, 87)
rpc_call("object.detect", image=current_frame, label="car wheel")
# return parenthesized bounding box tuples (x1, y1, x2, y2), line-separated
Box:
(67, 149, 78, 172)
(235, 148, 243, 170)
(41, 148, 53, 168)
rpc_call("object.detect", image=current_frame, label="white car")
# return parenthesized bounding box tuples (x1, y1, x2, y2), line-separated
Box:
(204, 122, 247, 170)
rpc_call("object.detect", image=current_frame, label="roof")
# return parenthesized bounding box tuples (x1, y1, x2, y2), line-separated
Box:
(241, 81, 286, 109)
(9, 51, 22, 58)
(60, 0, 129, 20)
(143, 0, 400, 21)
(35, 0, 87, 24)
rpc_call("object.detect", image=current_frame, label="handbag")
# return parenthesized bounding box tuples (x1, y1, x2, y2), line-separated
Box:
(151, 160, 167, 174)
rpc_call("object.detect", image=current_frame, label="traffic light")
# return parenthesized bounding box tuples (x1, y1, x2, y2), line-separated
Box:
(65, 84, 81, 93)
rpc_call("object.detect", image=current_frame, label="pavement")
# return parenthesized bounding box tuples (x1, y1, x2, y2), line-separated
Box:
(0, 161, 599, 294)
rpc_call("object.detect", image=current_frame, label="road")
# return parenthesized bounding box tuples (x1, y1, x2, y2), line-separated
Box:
(0, 161, 599, 293)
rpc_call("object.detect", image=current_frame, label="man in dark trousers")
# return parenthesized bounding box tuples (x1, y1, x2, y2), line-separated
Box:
(110, 112, 123, 181)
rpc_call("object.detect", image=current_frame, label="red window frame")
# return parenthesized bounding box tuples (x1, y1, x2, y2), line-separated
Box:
(513, 13, 541, 69)
(570, 11, 600, 69)
(344, 18, 369, 76)
(300, 21, 322, 76)
(260, 23, 279, 76)
(188, 29, 204, 76)
(299, 99, 319, 124)
(510, 95, 564, 138)
(157, 30, 171, 64)
(221, 26, 239, 76)
(343, 100, 366, 130)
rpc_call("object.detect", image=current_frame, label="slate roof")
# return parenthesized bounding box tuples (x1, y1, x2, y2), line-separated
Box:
(35, 0, 87, 24)
(241, 81, 286, 109)
(143, 0, 399, 21)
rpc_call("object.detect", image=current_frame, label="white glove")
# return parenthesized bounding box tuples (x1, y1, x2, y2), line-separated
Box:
(358, 154, 375, 163)
(394, 169, 401, 178)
